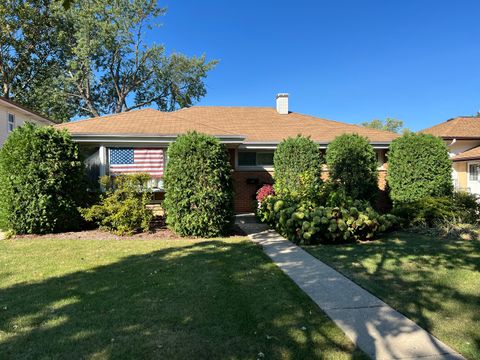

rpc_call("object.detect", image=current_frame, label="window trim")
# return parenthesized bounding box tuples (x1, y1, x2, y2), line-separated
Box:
(7, 113, 15, 133)
(235, 149, 274, 171)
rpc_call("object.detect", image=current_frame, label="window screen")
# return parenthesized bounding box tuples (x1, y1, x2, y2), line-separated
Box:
(238, 151, 274, 167)
(256, 152, 274, 166)
(469, 164, 479, 181)
(7, 113, 15, 132)
(238, 152, 257, 166)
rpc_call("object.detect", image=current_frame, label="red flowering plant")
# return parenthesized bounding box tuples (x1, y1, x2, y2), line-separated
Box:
(256, 184, 275, 204)
(255, 184, 276, 222)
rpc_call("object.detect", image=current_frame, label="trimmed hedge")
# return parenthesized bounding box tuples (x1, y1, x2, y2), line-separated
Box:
(163, 131, 234, 237)
(80, 174, 153, 235)
(273, 135, 322, 199)
(0, 123, 87, 234)
(326, 134, 378, 201)
(387, 133, 452, 203)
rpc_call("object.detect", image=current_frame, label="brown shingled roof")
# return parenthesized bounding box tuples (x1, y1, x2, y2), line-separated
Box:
(55, 106, 399, 143)
(420, 117, 480, 139)
(452, 145, 480, 161)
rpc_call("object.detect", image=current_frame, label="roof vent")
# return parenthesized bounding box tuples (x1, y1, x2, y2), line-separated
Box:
(276, 93, 289, 115)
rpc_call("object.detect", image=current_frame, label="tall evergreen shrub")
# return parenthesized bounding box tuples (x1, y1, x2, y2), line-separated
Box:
(0, 123, 87, 234)
(326, 133, 378, 201)
(163, 131, 234, 237)
(387, 132, 452, 203)
(273, 135, 322, 199)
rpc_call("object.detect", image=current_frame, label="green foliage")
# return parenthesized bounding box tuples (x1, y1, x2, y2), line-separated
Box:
(387, 133, 453, 203)
(326, 134, 378, 201)
(361, 118, 405, 133)
(0, 124, 87, 233)
(1, 0, 216, 121)
(392, 197, 454, 227)
(163, 132, 234, 237)
(80, 174, 153, 235)
(273, 135, 323, 199)
(61, 0, 217, 118)
(452, 191, 479, 224)
(258, 195, 397, 244)
(0, 0, 73, 122)
(393, 192, 479, 227)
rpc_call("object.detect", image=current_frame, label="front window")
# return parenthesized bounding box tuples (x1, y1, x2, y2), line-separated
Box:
(238, 151, 274, 167)
(7, 113, 15, 133)
(469, 164, 479, 181)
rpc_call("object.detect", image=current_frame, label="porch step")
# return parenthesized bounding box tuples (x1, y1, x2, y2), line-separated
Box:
(235, 213, 258, 224)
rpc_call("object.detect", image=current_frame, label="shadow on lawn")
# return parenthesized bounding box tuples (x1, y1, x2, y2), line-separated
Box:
(0, 241, 364, 360)
(306, 232, 480, 358)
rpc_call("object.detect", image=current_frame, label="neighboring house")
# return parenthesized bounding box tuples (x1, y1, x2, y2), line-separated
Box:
(56, 94, 398, 213)
(0, 96, 54, 147)
(421, 116, 480, 194)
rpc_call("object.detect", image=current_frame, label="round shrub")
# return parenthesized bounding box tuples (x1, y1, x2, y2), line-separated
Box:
(259, 195, 398, 244)
(273, 135, 322, 199)
(326, 134, 378, 201)
(387, 133, 452, 203)
(0, 123, 87, 234)
(163, 131, 234, 237)
(80, 174, 153, 235)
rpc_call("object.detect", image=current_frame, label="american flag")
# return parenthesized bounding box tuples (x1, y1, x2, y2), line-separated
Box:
(109, 148, 165, 178)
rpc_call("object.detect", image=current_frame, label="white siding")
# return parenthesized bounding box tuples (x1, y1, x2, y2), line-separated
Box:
(0, 103, 51, 147)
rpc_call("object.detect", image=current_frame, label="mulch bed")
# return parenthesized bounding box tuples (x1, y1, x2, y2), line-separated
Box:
(11, 225, 247, 240)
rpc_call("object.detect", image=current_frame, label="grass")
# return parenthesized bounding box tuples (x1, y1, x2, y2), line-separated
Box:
(304, 231, 480, 360)
(0, 237, 366, 360)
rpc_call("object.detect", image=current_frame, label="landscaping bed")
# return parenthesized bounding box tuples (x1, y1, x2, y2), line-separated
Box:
(9, 225, 247, 241)
(0, 238, 366, 359)
(304, 231, 480, 360)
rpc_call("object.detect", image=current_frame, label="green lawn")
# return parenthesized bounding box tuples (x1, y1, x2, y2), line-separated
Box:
(304, 231, 480, 360)
(0, 238, 366, 360)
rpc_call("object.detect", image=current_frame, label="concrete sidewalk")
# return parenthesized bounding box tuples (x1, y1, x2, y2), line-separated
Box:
(236, 215, 465, 360)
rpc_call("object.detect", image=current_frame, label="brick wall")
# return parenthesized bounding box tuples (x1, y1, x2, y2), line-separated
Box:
(232, 170, 273, 213)
(231, 168, 390, 214)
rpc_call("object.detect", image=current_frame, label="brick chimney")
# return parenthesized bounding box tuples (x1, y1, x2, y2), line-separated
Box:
(276, 93, 289, 114)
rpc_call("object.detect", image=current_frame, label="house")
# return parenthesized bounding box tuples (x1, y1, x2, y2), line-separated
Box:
(0, 96, 54, 147)
(56, 94, 398, 213)
(421, 116, 480, 194)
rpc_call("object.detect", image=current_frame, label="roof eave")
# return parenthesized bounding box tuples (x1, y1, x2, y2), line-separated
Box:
(453, 156, 480, 162)
(69, 133, 246, 145)
(240, 140, 392, 150)
(438, 136, 480, 140)
(0, 97, 54, 124)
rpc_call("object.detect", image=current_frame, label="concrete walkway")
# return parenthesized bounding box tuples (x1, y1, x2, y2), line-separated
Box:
(236, 215, 465, 360)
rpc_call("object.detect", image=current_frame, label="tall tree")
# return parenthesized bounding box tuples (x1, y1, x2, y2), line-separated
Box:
(361, 118, 405, 133)
(63, 0, 217, 118)
(0, 0, 73, 122)
(1, 0, 216, 121)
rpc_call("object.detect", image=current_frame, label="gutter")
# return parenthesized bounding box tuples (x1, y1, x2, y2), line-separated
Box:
(240, 141, 392, 150)
(70, 133, 246, 145)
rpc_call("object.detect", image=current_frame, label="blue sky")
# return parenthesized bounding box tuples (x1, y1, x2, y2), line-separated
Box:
(152, 0, 480, 131)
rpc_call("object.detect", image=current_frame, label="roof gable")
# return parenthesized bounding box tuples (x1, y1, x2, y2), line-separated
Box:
(420, 117, 480, 139)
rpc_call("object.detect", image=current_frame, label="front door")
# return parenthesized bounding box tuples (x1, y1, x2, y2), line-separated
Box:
(467, 162, 480, 194)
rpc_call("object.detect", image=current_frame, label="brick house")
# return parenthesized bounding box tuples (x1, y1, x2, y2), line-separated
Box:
(56, 94, 398, 213)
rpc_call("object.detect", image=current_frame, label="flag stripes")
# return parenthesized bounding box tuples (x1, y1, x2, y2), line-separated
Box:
(109, 148, 164, 178)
